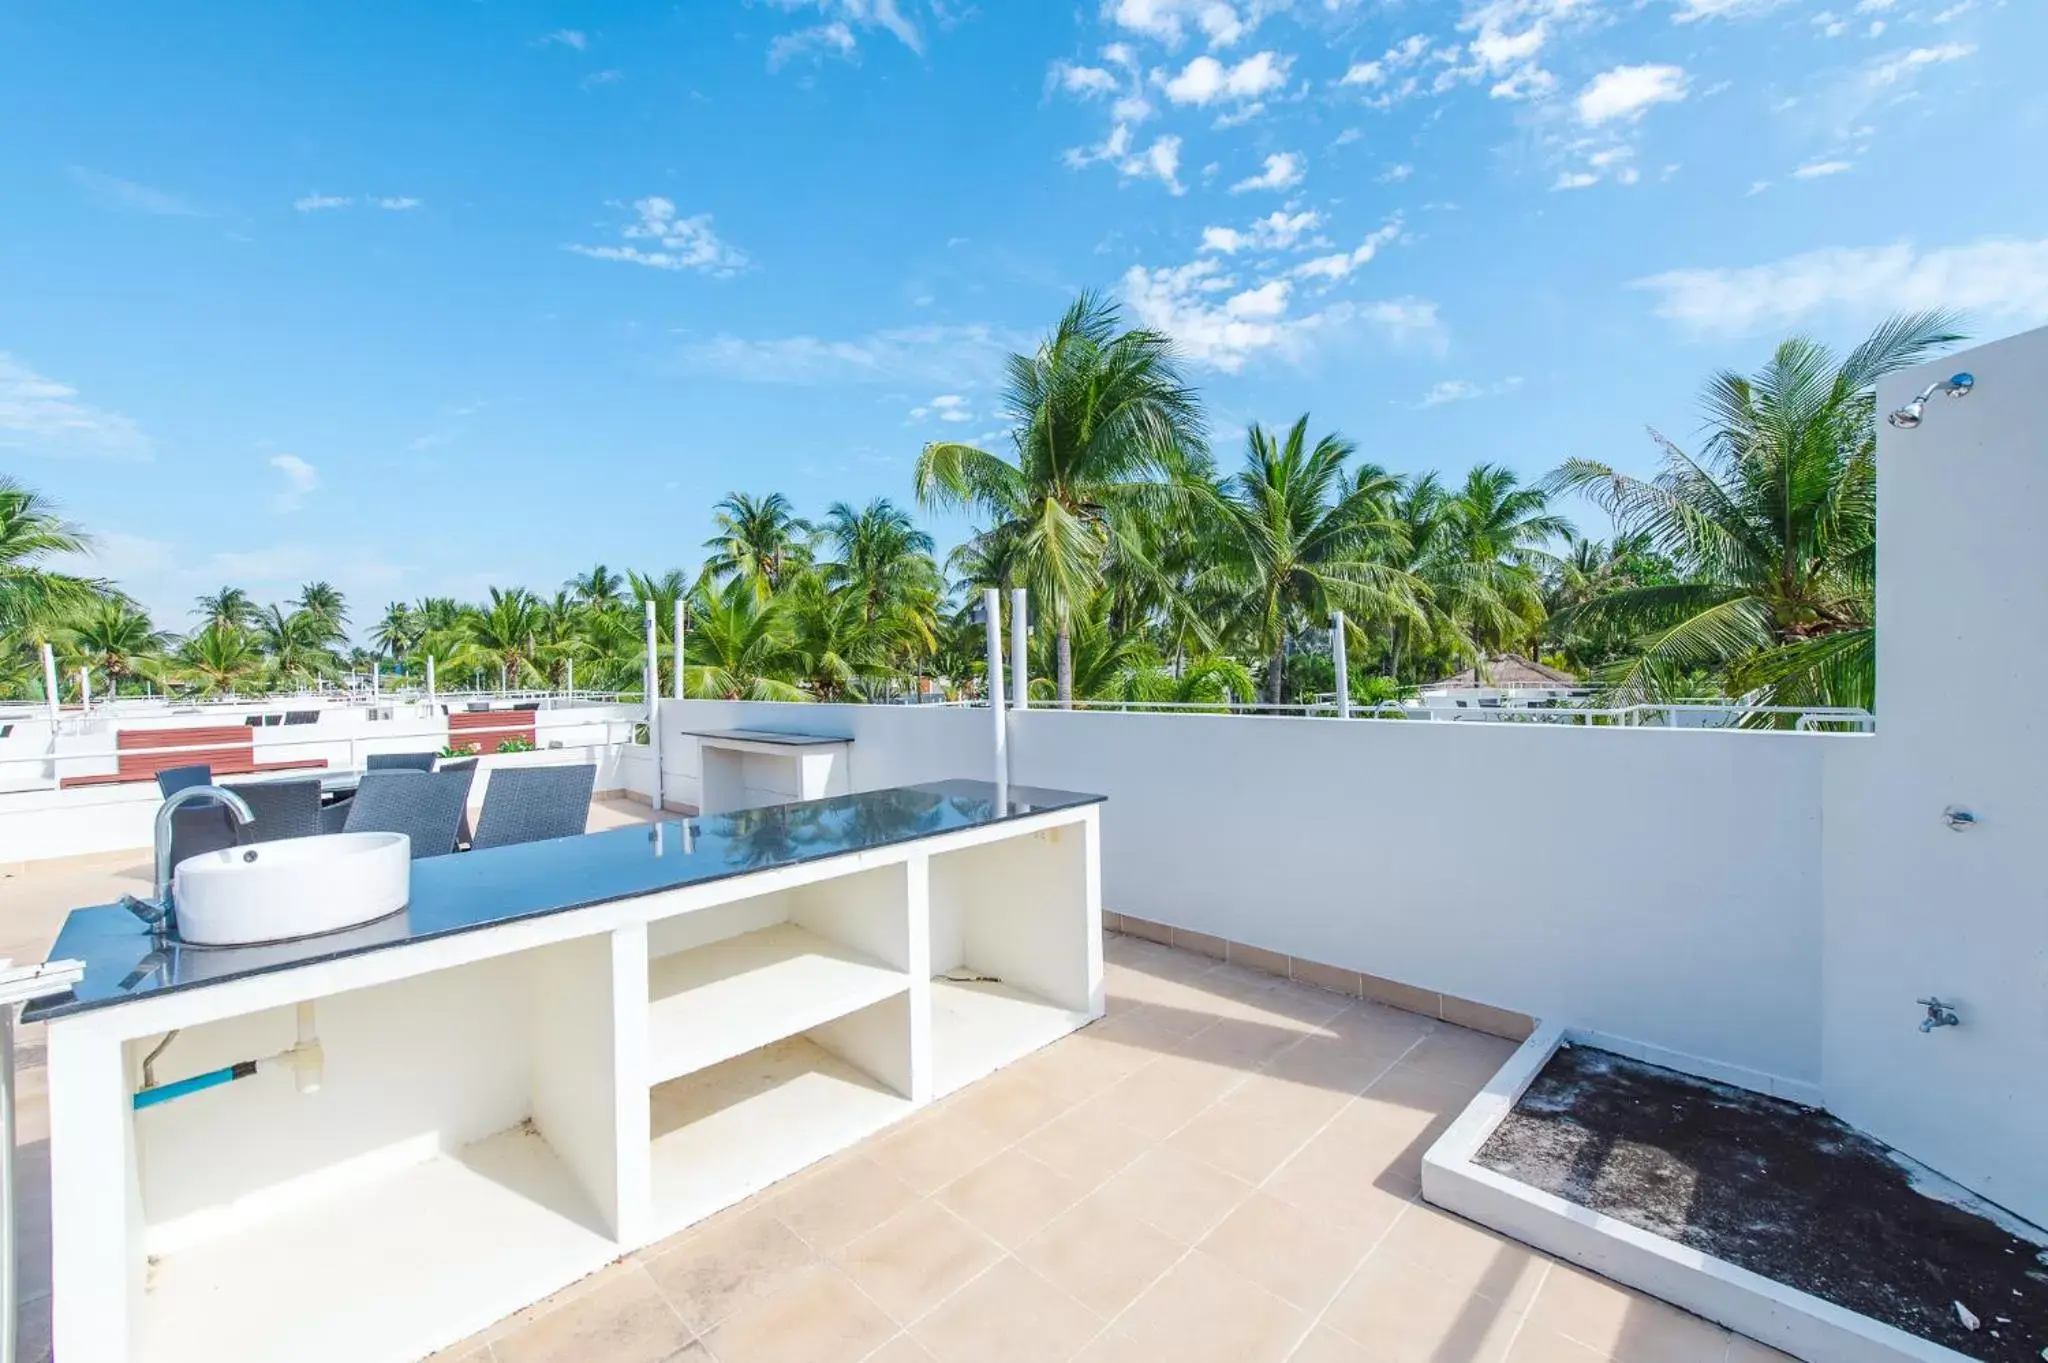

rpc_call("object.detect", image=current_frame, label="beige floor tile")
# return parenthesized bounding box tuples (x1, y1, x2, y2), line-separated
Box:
(863, 1335, 940, 1363)
(1724, 1335, 1798, 1362)
(1017, 1099, 1157, 1192)
(1397, 1024, 1517, 1093)
(644, 1205, 822, 1333)
(1014, 1189, 1185, 1318)
(1116, 1246, 1307, 1363)
(699, 1264, 898, 1363)
(1375, 1202, 1550, 1310)
(1011, 1029, 1162, 1104)
(1166, 1077, 1347, 1184)
(1285, 1325, 1376, 1363)
(1170, 1014, 1317, 1070)
(1091, 1052, 1244, 1139)
(1087, 999, 1217, 1046)
(1194, 1191, 1378, 1312)
(1522, 1262, 1731, 1363)
(1506, 1325, 1614, 1363)
(1261, 1118, 1421, 1236)
(1067, 1328, 1148, 1363)
(1321, 1250, 1528, 1363)
(864, 1107, 1009, 1194)
(936, 1148, 1087, 1248)
(910, 1257, 1103, 1363)
(834, 1201, 1003, 1326)
(769, 1155, 922, 1254)
(1255, 1033, 1404, 1096)
(944, 1067, 1073, 1142)
(1094, 1145, 1254, 1244)
(492, 1263, 697, 1363)
(480, 1259, 654, 1345)
(1321, 999, 1437, 1047)
(1300, 1087, 1450, 1188)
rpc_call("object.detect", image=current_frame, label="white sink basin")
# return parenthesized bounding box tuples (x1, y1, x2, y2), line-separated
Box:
(172, 833, 412, 947)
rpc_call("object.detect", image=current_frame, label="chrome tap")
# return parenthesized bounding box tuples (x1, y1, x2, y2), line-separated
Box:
(1918, 997, 1960, 1033)
(150, 784, 255, 916)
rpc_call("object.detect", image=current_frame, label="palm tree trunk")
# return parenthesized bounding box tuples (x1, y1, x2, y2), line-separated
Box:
(1266, 631, 1287, 708)
(1056, 621, 1074, 709)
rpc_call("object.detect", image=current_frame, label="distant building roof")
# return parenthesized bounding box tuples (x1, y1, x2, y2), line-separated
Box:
(1428, 654, 1582, 690)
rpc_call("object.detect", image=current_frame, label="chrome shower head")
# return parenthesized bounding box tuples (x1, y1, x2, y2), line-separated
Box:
(1888, 373, 1975, 430)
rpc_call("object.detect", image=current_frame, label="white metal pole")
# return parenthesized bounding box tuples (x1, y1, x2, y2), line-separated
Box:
(40, 644, 57, 724)
(1010, 587, 1029, 711)
(644, 599, 664, 813)
(372, 660, 380, 697)
(77, 668, 90, 716)
(426, 654, 437, 706)
(684, 597, 700, 699)
(565, 657, 574, 703)
(1331, 611, 1350, 720)
(983, 588, 1007, 788)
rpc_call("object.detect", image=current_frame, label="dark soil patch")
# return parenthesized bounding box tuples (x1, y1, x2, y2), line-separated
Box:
(1475, 1045, 2048, 1362)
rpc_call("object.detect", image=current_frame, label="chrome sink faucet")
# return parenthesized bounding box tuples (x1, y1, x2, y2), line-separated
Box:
(148, 784, 255, 916)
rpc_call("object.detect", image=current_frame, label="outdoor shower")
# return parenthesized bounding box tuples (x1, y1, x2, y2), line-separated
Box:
(1887, 372, 1975, 429)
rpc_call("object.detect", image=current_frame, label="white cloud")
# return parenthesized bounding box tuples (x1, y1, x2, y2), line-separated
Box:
(66, 167, 202, 217)
(1159, 50, 1290, 105)
(1107, 0, 1251, 48)
(1813, 11, 1849, 37)
(766, 0, 923, 66)
(1793, 159, 1854, 179)
(540, 29, 587, 50)
(677, 323, 1026, 386)
(583, 69, 624, 87)
(1854, 0, 1896, 11)
(1577, 64, 1689, 125)
(375, 197, 422, 211)
(1418, 376, 1524, 407)
(1201, 209, 1322, 254)
(1053, 61, 1120, 97)
(1293, 220, 1404, 282)
(1380, 163, 1414, 183)
(1066, 125, 1185, 193)
(568, 197, 750, 275)
(294, 193, 352, 212)
(0, 353, 151, 459)
(1931, 0, 1975, 20)
(1746, 180, 1772, 196)
(269, 454, 319, 513)
(1671, 0, 1788, 20)
(1633, 236, 2048, 337)
(1229, 151, 1304, 193)
(1866, 42, 1975, 87)
(769, 22, 858, 68)
(910, 394, 974, 423)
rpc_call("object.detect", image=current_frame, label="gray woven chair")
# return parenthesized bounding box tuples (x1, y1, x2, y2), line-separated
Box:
(169, 778, 324, 871)
(437, 756, 480, 846)
(366, 751, 438, 773)
(470, 764, 596, 850)
(156, 764, 213, 798)
(341, 768, 475, 859)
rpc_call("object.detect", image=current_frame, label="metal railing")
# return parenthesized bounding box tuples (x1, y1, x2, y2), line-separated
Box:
(1035, 697, 1874, 730)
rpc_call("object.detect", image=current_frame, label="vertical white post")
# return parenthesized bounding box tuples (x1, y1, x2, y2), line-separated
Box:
(426, 654, 437, 706)
(498, 662, 508, 695)
(684, 597, 700, 699)
(372, 660, 381, 697)
(644, 599, 664, 812)
(565, 656, 574, 702)
(983, 588, 1006, 788)
(77, 668, 90, 716)
(41, 643, 59, 723)
(1010, 587, 1029, 711)
(1331, 611, 1350, 720)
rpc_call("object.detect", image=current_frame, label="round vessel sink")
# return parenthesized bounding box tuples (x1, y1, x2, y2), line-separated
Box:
(172, 832, 411, 947)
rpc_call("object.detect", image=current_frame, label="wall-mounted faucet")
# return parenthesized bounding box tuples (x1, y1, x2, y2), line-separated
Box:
(151, 784, 255, 916)
(1918, 997, 1960, 1032)
(1942, 806, 1978, 831)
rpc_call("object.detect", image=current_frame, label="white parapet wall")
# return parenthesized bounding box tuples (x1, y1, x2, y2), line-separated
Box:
(1009, 708, 1834, 1099)
(657, 700, 994, 813)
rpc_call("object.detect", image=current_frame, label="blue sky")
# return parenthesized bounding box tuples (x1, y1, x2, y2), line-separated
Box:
(3, 0, 2042, 638)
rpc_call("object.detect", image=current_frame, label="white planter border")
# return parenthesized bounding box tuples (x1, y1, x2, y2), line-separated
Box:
(1420, 1024, 1976, 1363)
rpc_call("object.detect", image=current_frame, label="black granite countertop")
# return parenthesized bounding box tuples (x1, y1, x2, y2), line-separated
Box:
(682, 728, 854, 747)
(25, 779, 1102, 1023)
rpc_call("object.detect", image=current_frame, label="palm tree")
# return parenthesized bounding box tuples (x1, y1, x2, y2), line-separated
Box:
(704, 493, 813, 598)
(294, 581, 348, 628)
(178, 621, 264, 695)
(781, 572, 912, 700)
(255, 604, 343, 685)
(371, 601, 418, 660)
(1420, 465, 1569, 671)
(62, 598, 172, 691)
(566, 563, 626, 610)
(1194, 417, 1425, 705)
(451, 588, 550, 689)
(0, 477, 103, 644)
(684, 578, 805, 700)
(1550, 311, 1961, 709)
(915, 292, 1206, 706)
(193, 586, 258, 631)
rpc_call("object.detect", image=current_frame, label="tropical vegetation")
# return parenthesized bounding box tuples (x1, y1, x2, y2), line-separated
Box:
(0, 306, 1951, 716)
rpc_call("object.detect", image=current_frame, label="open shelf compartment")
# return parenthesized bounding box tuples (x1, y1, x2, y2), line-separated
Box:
(929, 822, 1097, 1096)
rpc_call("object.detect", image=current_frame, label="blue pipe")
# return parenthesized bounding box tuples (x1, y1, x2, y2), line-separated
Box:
(133, 1061, 257, 1110)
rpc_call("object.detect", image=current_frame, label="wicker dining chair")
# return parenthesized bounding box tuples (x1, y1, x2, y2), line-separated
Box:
(340, 768, 475, 859)
(156, 764, 214, 798)
(168, 778, 325, 871)
(469, 764, 597, 850)
(436, 756, 480, 846)
(365, 751, 438, 773)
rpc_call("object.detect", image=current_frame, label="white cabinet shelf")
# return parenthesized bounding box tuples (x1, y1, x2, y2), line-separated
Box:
(647, 923, 910, 1083)
(931, 977, 1094, 1098)
(649, 1037, 913, 1234)
(141, 1128, 613, 1363)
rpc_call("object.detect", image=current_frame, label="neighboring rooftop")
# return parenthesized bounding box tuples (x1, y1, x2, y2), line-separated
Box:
(1426, 654, 1583, 692)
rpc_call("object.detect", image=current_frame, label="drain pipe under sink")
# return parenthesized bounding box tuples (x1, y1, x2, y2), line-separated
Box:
(132, 1002, 324, 1111)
